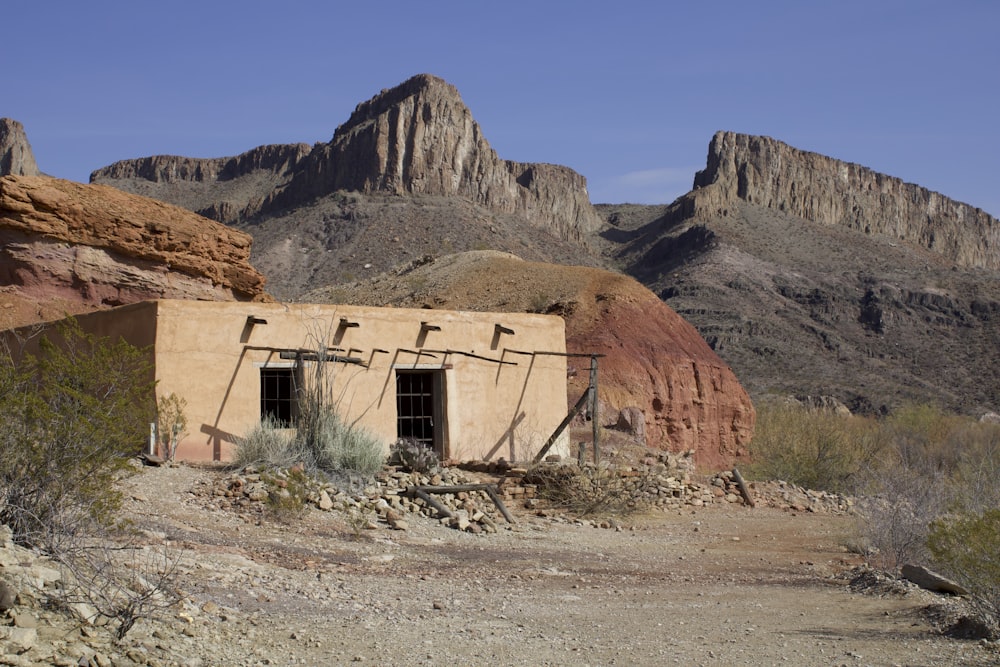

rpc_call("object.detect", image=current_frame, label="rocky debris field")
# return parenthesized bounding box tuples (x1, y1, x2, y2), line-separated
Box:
(1, 462, 997, 667)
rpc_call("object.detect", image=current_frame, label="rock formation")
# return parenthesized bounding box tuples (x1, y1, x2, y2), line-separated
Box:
(688, 131, 1000, 269)
(601, 131, 1000, 417)
(304, 251, 755, 467)
(0, 175, 267, 329)
(92, 74, 602, 242)
(0, 119, 40, 177)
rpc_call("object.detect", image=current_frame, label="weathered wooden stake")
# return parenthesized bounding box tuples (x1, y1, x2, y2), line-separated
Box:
(590, 355, 599, 463)
(732, 467, 755, 508)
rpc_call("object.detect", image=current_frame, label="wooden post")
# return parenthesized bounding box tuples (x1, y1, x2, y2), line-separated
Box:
(534, 390, 590, 463)
(577, 442, 587, 466)
(732, 467, 755, 508)
(590, 355, 599, 463)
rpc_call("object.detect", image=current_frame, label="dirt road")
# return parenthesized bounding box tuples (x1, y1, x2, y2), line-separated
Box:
(99, 465, 997, 666)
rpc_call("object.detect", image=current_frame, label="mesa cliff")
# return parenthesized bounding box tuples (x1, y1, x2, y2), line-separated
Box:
(92, 74, 602, 243)
(686, 131, 999, 269)
(0, 174, 268, 329)
(0, 118, 40, 178)
(603, 131, 1000, 418)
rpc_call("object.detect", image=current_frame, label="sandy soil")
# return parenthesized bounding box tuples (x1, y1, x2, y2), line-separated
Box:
(116, 464, 996, 667)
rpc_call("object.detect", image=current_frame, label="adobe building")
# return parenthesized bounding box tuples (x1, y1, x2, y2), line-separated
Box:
(3, 300, 571, 463)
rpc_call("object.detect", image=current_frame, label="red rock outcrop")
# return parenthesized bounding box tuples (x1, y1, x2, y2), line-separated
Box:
(689, 131, 1000, 269)
(0, 175, 268, 329)
(304, 251, 755, 467)
(92, 74, 602, 243)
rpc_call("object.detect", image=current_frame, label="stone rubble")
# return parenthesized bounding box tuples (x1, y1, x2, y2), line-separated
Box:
(191, 450, 854, 536)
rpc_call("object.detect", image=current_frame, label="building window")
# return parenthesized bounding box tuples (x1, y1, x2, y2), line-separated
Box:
(396, 371, 439, 451)
(261, 367, 295, 427)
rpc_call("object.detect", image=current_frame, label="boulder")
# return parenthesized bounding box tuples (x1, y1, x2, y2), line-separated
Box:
(900, 563, 968, 595)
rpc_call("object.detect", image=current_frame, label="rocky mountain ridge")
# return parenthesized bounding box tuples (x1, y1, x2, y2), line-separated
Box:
(92, 74, 602, 243)
(688, 131, 999, 269)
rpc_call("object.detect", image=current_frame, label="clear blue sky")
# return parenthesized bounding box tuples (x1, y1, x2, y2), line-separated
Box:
(7, 1, 999, 217)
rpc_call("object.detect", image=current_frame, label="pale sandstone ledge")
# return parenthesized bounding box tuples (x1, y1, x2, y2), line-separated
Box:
(689, 130, 999, 269)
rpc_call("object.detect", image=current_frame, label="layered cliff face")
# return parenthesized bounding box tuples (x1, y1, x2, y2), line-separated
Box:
(0, 175, 268, 329)
(303, 251, 755, 468)
(0, 119, 40, 177)
(689, 131, 1000, 269)
(92, 74, 602, 242)
(601, 131, 1000, 418)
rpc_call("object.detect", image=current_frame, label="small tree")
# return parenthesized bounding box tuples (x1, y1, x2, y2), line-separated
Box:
(156, 392, 188, 460)
(0, 319, 155, 547)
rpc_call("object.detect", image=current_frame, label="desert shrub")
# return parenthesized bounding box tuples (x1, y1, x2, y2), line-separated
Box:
(854, 465, 952, 570)
(0, 320, 155, 548)
(947, 420, 1000, 515)
(56, 539, 181, 640)
(525, 461, 656, 517)
(260, 468, 311, 521)
(235, 326, 386, 478)
(156, 392, 188, 460)
(0, 321, 178, 639)
(233, 416, 299, 469)
(928, 510, 1000, 635)
(852, 405, 1000, 572)
(745, 402, 885, 493)
(390, 438, 440, 473)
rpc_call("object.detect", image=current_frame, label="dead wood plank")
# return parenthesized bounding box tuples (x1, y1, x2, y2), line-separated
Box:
(408, 483, 515, 523)
(483, 486, 515, 524)
(534, 390, 591, 463)
(411, 488, 454, 519)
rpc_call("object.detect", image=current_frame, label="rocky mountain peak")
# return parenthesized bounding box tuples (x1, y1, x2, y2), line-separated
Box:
(689, 130, 1000, 269)
(338, 73, 458, 130)
(0, 118, 40, 177)
(92, 74, 603, 243)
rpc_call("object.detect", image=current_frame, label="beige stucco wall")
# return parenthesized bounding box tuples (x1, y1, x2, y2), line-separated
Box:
(42, 300, 569, 463)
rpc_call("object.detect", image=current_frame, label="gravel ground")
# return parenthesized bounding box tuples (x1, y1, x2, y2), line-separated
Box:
(80, 464, 995, 667)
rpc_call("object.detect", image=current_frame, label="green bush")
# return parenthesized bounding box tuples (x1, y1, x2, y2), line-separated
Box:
(928, 510, 1000, 635)
(745, 402, 885, 493)
(0, 320, 154, 548)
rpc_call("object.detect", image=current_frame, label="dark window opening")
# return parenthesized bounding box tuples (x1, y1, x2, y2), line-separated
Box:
(261, 367, 295, 427)
(396, 371, 438, 451)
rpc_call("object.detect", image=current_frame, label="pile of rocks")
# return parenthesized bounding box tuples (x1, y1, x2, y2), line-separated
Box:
(190, 449, 854, 537)
(195, 464, 509, 533)
(749, 479, 854, 514)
